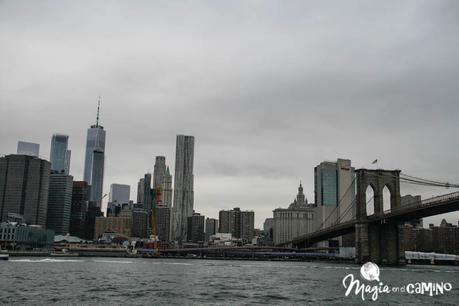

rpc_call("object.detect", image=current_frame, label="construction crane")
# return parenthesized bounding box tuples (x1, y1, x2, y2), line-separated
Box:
(150, 187, 162, 257)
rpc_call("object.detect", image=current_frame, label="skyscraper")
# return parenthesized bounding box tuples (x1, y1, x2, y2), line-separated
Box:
(83, 99, 106, 206)
(162, 167, 173, 208)
(153, 156, 166, 190)
(205, 218, 219, 241)
(70, 181, 90, 238)
(50, 134, 71, 174)
(47, 172, 73, 235)
(0, 154, 50, 226)
(187, 212, 205, 243)
(171, 135, 194, 243)
(314, 158, 355, 227)
(109, 184, 130, 204)
(17, 141, 40, 157)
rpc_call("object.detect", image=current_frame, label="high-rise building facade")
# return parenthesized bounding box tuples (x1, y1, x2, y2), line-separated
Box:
(50, 134, 71, 174)
(162, 167, 173, 208)
(219, 207, 255, 242)
(156, 204, 171, 242)
(0, 154, 50, 226)
(47, 172, 73, 235)
(314, 159, 355, 227)
(171, 135, 195, 243)
(205, 218, 219, 241)
(109, 184, 130, 204)
(187, 212, 205, 243)
(83, 100, 106, 206)
(70, 181, 90, 238)
(17, 141, 40, 157)
(153, 156, 166, 190)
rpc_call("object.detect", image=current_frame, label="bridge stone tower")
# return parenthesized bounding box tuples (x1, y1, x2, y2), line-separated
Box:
(355, 169, 405, 265)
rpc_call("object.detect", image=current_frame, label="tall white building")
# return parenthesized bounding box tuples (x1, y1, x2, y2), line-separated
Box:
(171, 135, 194, 243)
(83, 99, 106, 206)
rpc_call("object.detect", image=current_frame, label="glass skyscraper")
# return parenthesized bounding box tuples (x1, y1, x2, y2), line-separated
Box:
(83, 100, 106, 207)
(50, 134, 71, 174)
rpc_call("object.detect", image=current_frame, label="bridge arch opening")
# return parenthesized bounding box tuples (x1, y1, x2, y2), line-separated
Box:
(383, 185, 391, 213)
(366, 185, 375, 216)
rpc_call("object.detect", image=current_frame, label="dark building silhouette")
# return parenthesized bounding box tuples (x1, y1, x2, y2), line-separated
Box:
(156, 204, 170, 242)
(187, 212, 204, 243)
(0, 154, 50, 227)
(219, 207, 255, 242)
(46, 172, 73, 235)
(70, 181, 90, 238)
(205, 218, 218, 241)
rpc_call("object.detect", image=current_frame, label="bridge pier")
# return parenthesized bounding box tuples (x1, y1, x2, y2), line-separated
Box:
(355, 221, 405, 265)
(355, 169, 406, 265)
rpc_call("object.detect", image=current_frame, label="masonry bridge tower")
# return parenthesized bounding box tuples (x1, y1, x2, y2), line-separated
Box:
(355, 169, 405, 265)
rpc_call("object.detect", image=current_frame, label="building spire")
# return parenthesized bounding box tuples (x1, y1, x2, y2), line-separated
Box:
(96, 96, 101, 127)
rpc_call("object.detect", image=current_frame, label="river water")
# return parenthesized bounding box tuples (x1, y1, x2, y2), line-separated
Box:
(1, 258, 458, 305)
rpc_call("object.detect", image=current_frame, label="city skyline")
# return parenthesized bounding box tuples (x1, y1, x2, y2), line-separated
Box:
(1, 1, 459, 228)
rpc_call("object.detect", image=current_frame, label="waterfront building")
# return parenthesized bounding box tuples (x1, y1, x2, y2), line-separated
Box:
(83, 99, 106, 206)
(0, 154, 50, 226)
(187, 212, 205, 243)
(94, 212, 132, 239)
(205, 218, 219, 242)
(70, 181, 90, 238)
(171, 135, 195, 243)
(46, 172, 73, 235)
(219, 207, 255, 243)
(85, 201, 103, 240)
(50, 134, 71, 174)
(16, 141, 39, 157)
(132, 209, 149, 238)
(0, 221, 54, 249)
(273, 183, 316, 245)
(314, 159, 355, 228)
(156, 204, 171, 242)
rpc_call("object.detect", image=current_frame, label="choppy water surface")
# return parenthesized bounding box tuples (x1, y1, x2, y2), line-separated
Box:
(1, 258, 458, 305)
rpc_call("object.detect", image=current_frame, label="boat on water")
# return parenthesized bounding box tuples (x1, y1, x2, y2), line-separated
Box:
(0, 254, 9, 261)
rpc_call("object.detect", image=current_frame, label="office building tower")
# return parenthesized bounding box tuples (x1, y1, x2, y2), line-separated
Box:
(156, 204, 171, 242)
(85, 201, 103, 240)
(46, 172, 73, 235)
(17, 141, 40, 157)
(70, 181, 90, 238)
(171, 135, 195, 243)
(137, 178, 145, 204)
(0, 154, 50, 226)
(132, 209, 149, 238)
(153, 156, 166, 190)
(83, 99, 106, 206)
(109, 184, 130, 204)
(219, 207, 255, 242)
(163, 167, 173, 208)
(205, 218, 219, 241)
(187, 212, 205, 243)
(50, 134, 71, 174)
(314, 159, 355, 227)
(141, 173, 152, 211)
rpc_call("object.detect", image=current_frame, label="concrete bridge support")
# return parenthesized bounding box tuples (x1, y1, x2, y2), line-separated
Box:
(355, 169, 406, 265)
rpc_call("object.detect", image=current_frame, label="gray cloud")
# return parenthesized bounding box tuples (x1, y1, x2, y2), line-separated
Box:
(1, 0, 458, 227)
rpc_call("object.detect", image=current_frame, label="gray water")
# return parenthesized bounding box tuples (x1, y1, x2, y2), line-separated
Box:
(1, 258, 458, 305)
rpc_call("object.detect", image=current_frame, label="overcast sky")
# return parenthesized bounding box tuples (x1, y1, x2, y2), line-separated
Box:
(1, 1, 458, 228)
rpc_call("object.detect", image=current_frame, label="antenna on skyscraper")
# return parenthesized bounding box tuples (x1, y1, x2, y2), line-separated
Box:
(96, 96, 101, 127)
